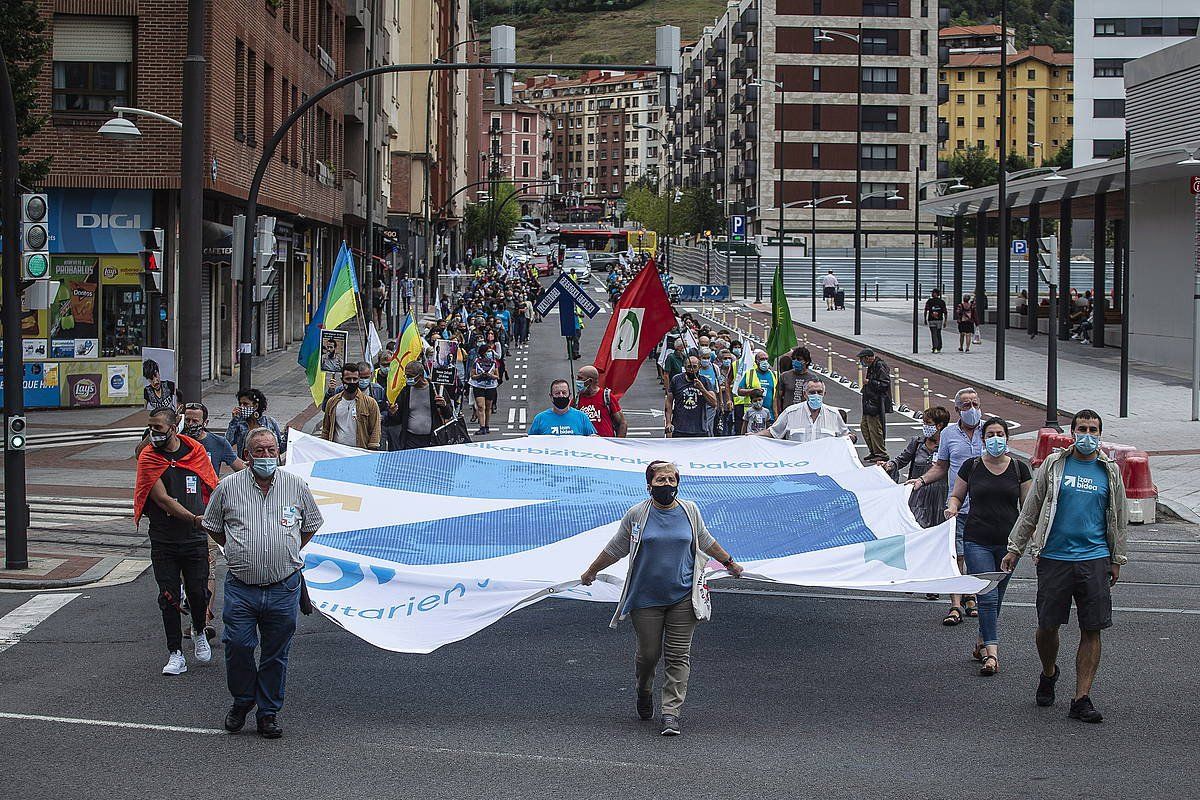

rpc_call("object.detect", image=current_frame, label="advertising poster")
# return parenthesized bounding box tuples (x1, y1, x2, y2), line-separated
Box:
(49, 257, 100, 345)
(107, 363, 130, 398)
(51, 340, 76, 358)
(0, 362, 62, 408)
(23, 339, 48, 360)
(141, 347, 177, 383)
(66, 372, 102, 407)
(431, 339, 458, 386)
(320, 329, 349, 373)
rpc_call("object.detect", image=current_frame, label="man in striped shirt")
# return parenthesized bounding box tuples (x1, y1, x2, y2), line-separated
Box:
(203, 428, 323, 739)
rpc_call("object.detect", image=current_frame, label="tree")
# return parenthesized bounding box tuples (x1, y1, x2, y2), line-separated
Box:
(948, 145, 999, 188)
(464, 181, 522, 251)
(1, 0, 51, 186)
(1044, 139, 1073, 169)
(685, 183, 724, 235)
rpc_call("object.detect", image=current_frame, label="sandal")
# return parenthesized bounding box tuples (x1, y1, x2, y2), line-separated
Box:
(979, 655, 998, 676)
(942, 606, 964, 626)
(971, 642, 986, 662)
(964, 596, 979, 617)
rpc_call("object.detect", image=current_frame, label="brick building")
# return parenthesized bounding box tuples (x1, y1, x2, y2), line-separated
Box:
(479, 101, 553, 218)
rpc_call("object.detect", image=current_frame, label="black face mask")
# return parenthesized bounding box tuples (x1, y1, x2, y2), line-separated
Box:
(649, 484, 678, 506)
(344, 383, 359, 394)
(551, 396, 571, 410)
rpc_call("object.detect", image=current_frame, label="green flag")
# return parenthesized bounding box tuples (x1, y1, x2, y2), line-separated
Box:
(766, 258, 797, 363)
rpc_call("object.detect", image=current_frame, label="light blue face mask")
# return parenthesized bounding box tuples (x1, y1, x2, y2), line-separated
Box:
(1074, 433, 1100, 455)
(984, 435, 1008, 457)
(574, 379, 588, 394)
(922, 424, 938, 439)
(960, 407, 982, 427)
(807, 394, 824, 410)
(251, 458, 278, 479)
(357, 378, 371, 390)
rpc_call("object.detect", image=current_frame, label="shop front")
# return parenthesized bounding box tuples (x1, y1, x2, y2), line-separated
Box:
(5, 188, 156, 408)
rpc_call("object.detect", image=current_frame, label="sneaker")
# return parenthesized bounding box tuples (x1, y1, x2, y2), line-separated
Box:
(637, 691, 653, 720)
(224, 704, 252, 732)
(660, 714, 681, 736)
(1068, 695, 1104, 723)
(162, 650, 187, 676)
(1036, 665, 1059, 707)
(204, 625, 217, 643)
(194, 631, 212, 664)
(257, 714, 283, 739)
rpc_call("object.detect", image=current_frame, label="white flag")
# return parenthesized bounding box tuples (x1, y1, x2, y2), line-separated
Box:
(364, 322, 383, 365)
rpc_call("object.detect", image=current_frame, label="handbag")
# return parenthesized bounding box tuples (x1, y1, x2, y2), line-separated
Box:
(434, 416, 473, 446)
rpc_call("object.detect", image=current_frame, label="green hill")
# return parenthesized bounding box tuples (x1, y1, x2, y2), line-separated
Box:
(473, 0, 729, 73)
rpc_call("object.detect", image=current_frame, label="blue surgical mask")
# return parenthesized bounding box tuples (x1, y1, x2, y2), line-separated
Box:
(807, 394, 824, 410)
(794, 363, 806, 374)
(721, 359, 732, 368)
(1074, 433, 1100, 455)
(984, 435, 1008, 457)
(250, 458, 278, 479)
(922, 424, 938, 439)
(357, 378, 371, 390)
(758, 360, 770, 371)
(700, 358, 711, 367)
(960, 407, 982, 427)
(751, 400, 763, 409)
(731, 347, 742, 357)
(574, 379, 588, 394)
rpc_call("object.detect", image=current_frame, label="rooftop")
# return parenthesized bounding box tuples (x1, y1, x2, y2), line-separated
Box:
(946, 44, 1074, 69)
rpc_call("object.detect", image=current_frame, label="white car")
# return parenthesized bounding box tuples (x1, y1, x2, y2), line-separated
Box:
(562, 249, 591, 283)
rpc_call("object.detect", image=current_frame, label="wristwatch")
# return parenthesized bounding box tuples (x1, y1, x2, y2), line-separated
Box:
(721, 557, 735, 568)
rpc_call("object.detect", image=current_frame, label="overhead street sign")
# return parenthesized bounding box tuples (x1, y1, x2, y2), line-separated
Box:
(729, 214, 746, 242)
(536, 272, 600, 319)
(678, 284, 731, 301)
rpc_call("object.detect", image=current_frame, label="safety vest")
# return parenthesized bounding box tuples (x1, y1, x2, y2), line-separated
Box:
(734, 367, 776, 406)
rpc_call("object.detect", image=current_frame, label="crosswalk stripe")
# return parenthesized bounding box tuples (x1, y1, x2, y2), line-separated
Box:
(0, 712, 225, 735)
(0, 593, 80, 655)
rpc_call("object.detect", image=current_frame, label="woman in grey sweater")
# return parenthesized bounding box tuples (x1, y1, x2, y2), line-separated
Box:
(581, 460, 743, 737)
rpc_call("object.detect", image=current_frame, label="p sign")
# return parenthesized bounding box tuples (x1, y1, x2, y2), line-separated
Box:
(1191, 175, 1200, 195)
(729, 214, 746, 242)
(1011, 239, 1028, 255)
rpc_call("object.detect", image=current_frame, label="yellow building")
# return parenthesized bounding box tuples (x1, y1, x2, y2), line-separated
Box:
(938, 45, 1074, 164)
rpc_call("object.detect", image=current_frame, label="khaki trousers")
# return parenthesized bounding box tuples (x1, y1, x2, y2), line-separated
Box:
(861, 412, 888, 460)
(630, 596, 698, 717)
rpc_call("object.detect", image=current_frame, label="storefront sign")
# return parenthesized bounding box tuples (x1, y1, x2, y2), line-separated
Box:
(66, 372, 102, 407)
(48, 189, 154, 254)
(0, 362, 61, 408)
(107, 363, 130, 398)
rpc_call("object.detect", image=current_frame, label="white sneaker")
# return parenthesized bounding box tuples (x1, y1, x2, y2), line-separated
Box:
(194, 632, 212, 664)
(162, 650, 187, 675)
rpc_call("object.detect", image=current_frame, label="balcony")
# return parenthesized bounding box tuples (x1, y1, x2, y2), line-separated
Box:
(703, 103, 725, 126)
(937, 120, 950, 143)
(937, 83, 950, 105)
(742, 160, 757, 179)
(732, 20, 746, 43)
(731, 92, 745, 112)
(344, 82, 367, 122)
(343, 176, 365, 220)
(938, 44, 951, 67)
(741, 7, 759, 29)
(743, 45, 758, 64)
(743, 121, 758, 141)
(345, 0, 370, 28)
(745, 83, 759, 102)
(705, 38, 726, 65)
(731, 57, 747, 78)
(704, 76, 721, 96)
(691, 57, 703, 74)
(730, 128, 744, 147)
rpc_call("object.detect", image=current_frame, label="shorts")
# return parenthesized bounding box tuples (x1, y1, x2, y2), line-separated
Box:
(472, 386, 498, 403)
(823, 286, 836, 299)
(1035, 556, 1113, 631)
(954, 515, 966, 557)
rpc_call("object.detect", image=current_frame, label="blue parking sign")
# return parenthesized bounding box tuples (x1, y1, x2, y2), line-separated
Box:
(1011, 239, 1028, 255)
(729, 215, 746, 242)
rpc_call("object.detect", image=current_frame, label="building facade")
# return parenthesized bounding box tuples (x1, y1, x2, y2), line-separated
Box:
(479, 102, 554, 216)
(1073, 0, 1198, 166)
(939, 23, 1015, 55)
(938, 45, 1074, 164)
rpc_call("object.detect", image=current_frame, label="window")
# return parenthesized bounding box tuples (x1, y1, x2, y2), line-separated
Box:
(920, 29, 929, 56)
(1094, 59, 1128, 78)
(976, 93, 985, 105)
(1051, 116, 1059, 124)
(235, 40, 246, 140)
(521, 140, 530, 155)
(1052, 139, 1059, 146)
(1027, 69, 1036, 80)
(956, 93, 965, 105)
(813, 66, 821, 92)
(1094, 19, 1120, 36)
(262, 63, 274, 150)
(957, 139, 965, 149)
(1180, 18, 1200, 37)
(521, 161, 530, 177)
(1094, 99, 1125, 118)
(862, 0, 900, 17)
(861, 182, 901, 208)
(977, 71, 986, 82)
(976, 116, 985, 128)
(976, 139, 985, 149)
(956, 116, 965, 126)
(1139, 18, 1163, 36)
(588, 133, 595, 144)
(861, 67, 899, 93)
(812, 104, 821, 127)
(1052, 93, 1060, 101)
(811, 143, 821, 168)
(861, 144, 898, 169)
(522, 117, 530, 133)
(861, 30, 899, 55)
(51, 16, 134, 113)
(862, 105, 899, 132)
(1093, 139, 1124, 158)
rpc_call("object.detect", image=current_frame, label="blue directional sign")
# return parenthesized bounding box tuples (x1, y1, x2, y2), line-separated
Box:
(1011, 239, 1028, 255)
(536, 272, 600, 337)
(678, 284, 731, 302)
(729, 214, 747, 242)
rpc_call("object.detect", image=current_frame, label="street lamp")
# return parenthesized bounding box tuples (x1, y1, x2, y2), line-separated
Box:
(97, 107, 184, 140)
(815, 25, 864, 334)
(856, 188, 901, 309)
(749, 78, 788, 307)
(799, 194, 851, 321)
(635, 123, 676, 269)
(912, 177, 967, 353)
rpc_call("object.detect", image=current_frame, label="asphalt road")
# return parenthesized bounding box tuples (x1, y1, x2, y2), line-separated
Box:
(1, 276, 1198, 798)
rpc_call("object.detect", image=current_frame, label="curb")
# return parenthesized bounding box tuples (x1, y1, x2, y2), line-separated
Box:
(0, 556, 126, 590)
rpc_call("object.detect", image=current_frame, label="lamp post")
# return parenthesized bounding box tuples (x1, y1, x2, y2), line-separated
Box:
(859, 187, 903, 313)
(815, 25, 863, 334)
(749, 78, 785, 306)
(635, 124, 676, 269)
(773, 198, 819, 310)
(799, 194, 852, 321)
(913, 176, 967, 353)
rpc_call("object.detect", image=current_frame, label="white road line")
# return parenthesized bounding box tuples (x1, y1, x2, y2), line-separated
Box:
(520, 395, 527, 401)
(519, 408, 527, 424)
(0, 593, 79, 655)
(0, 712, 225, 735)
(507, 408, 516, 424)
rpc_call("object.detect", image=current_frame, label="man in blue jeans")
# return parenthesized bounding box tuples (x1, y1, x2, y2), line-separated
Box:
(203, 428, 324, 738)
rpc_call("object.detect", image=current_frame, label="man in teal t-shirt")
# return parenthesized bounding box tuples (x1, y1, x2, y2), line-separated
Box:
(529, 379, 597, 436)
(1041, 457, 1110, 560)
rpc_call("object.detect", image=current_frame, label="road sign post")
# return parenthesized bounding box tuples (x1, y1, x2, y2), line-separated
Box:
(1011, 239, 1027, 256)
(729, 214, 746, 242)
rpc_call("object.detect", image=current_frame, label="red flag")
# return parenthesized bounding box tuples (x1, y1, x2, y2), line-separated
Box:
(593, 263, 675, 400)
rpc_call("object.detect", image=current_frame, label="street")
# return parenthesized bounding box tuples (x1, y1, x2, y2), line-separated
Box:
(2, 288, 1199, 798)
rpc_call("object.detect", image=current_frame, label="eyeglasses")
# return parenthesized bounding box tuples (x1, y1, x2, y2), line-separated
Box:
(957, 400, 981, 408)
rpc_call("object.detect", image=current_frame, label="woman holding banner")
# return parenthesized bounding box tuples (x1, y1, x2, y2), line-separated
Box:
(580, 460, 744, 737)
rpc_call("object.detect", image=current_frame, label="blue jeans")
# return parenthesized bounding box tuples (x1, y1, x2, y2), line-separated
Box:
(963, 541, 1010, 646)
(222, 571, 301, 718)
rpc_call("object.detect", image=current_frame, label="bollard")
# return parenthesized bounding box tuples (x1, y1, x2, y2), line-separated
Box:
(827, 343, 834, 374)
(892, 367, 901, 408)
(922, 377, 930, 410)
(875, 282, 880, 302)
(803, 331, 809, 347)
(856, 364, 864, 388)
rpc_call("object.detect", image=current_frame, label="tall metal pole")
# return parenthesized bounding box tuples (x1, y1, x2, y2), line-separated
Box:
(996, 0, 1008, 380)
(912, 163, 920, 354)
(853, 23, 863, 336)
(180, 0, 205, 396)
(1027, 204, 1040, 337)
(936, 215, 944, 291)
(1120, 130, 1131, 417)
(810, 199, 817, 321)
(1045, 280, 1060, 430)
(1, 46, 29, 569)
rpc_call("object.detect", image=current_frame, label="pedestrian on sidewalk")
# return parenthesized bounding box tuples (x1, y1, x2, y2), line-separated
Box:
(384, 360, 450, 450)
(579, 460, 744, 736)
(133, 408, 219, 676)
(924, 289, 948, 353)
(857, 349, 892, 463)
(1002, 409, 1127, 724)
(575, 365, 628, 438)
(226, 389, 284, 457)
(908, 388, 985, 625)
(203, 428, 323, 739)
(822, 270, 839, 311)
(885, 405, 949, 528)
(321, 364, 382, 449)
(945, 416, 1032, 676)
(954, 295, 977, 352)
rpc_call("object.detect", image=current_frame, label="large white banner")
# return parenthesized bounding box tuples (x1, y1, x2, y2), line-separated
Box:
(285, 432, 992, 653)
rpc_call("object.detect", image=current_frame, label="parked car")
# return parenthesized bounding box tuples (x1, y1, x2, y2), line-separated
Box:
(530, 254, 553, 276)
(589, 252, 620, 272)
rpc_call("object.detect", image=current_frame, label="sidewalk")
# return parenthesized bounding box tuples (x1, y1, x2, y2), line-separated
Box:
(753, 296, 1200, 522)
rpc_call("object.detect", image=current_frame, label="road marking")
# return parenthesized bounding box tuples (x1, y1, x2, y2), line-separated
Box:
(519, 408, 527, 424)
(0, 712, 226, 735)
(377, 741, 666, 771)
(0, 593, 79, 655)
(507, 408, 516, 425)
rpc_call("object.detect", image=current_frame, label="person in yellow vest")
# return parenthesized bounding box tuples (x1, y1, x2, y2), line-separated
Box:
(728, 338, 752, 433)
(734, 349, 777, 422)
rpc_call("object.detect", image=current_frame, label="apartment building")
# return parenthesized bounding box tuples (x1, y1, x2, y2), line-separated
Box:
(1074, 0, 1199, 165)
(939, 23, 1015, 55)
(938, 44, 1074, 163)
(676, 0, 941, 245)
(479, 102, 554, 214)
(516, 70, 668, 206)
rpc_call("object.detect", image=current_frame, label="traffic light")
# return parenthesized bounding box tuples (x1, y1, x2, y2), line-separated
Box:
(1037, 235, 1057, 286)
(253, 215, 278, 303)
(139, 228, 165, 292)
(6, 415, 27, 451)
(20, 193, 50, 280)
